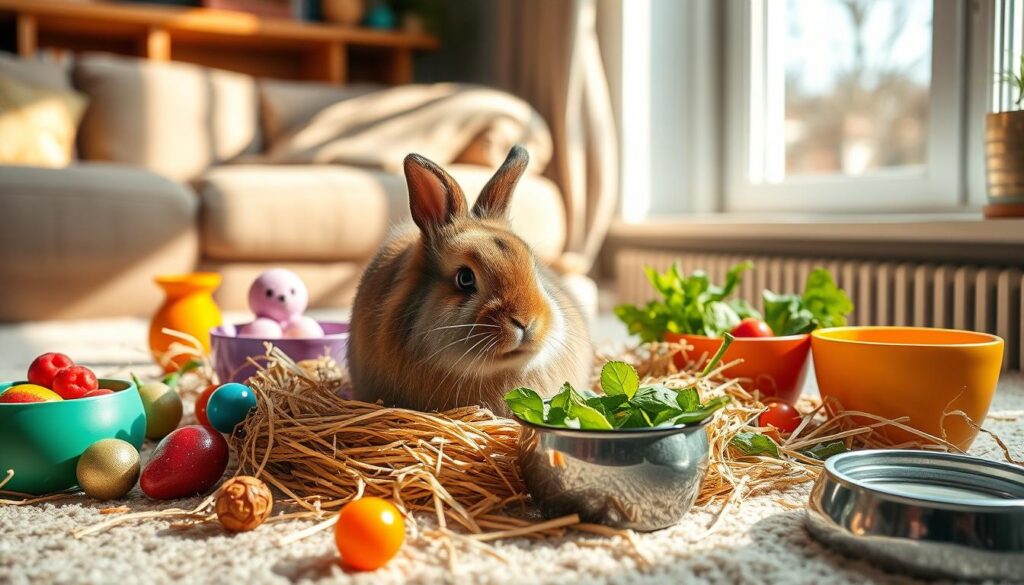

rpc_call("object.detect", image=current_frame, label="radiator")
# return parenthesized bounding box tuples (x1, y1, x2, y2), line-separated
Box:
(615, 248, 1024, 371)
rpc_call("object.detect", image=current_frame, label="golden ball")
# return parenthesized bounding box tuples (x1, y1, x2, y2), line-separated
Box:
(76, 439, 140, 500)
(215, 476, 273, 532)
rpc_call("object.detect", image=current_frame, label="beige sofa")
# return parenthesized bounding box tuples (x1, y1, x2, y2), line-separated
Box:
(0, 53, 569, 321)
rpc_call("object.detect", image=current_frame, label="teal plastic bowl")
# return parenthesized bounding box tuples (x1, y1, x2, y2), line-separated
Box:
(0, 379, 146, 495)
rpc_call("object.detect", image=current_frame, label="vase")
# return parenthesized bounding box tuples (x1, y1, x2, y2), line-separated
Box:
(984, 110, 1024, 218)
(149, 273, 223, 373)
(321, 0, 364, 25)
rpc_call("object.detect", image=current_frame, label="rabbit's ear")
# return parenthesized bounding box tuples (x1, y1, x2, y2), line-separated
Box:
(473, 145, 529, 220)
(404, 153, 467, 234)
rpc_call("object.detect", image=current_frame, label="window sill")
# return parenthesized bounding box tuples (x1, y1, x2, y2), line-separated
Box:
(604, 213, 1024, 265)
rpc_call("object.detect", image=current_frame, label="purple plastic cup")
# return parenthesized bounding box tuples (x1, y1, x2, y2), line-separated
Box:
(210, 321, 349, 384)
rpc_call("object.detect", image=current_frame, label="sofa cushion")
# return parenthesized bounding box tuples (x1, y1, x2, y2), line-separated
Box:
(0, 163, 199, 320)
(0, 52, 73, 91)
(73, 54, 261, 182)
(197, 164, 566, 263)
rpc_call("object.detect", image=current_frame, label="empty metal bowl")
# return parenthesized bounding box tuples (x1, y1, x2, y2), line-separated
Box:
(516, 419, 711, 531)
(806, 450, 1024, 580)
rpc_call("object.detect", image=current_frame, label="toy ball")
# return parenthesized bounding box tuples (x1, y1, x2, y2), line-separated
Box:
(282, 315, 325, 339)
(137, 380, 183, 440)
(76, 438, 140, 500)
(248, 268, 309, 323)
(238, 317, 283, 339)
(207, 383, 257, 433)
(215, 476, 274, 532)
(0, 383, 62, 403)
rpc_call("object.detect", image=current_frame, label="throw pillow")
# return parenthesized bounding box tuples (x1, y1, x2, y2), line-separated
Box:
(0, 74, 87, 167)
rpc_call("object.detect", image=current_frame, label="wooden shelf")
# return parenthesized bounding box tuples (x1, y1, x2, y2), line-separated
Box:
(0, 0, 439, 84)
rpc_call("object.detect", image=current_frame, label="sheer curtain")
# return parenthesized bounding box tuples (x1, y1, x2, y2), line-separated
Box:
(496, 0, 618, 275)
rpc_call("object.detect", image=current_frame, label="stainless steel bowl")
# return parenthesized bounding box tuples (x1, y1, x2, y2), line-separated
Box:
(517, 420, 710, 531)
(806, 450, 1024, 580)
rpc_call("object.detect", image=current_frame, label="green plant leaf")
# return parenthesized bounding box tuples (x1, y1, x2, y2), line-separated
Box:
(800, 440, 848, 461)
(586, 394, 629, 416)
(546, 406, 569, 427)
(504, 387, 545, 424)
(567, 401, 614, 430)
(801, 269, 853, 330)
(730, 432, 780, 458)
(630, 385, 681, 416)
(671, 395, 731, 425)
(600, 361, 640, 399)
(615, 261, 756, 340)
(548, 382, 575, 412)
(675, 387, 700, 411)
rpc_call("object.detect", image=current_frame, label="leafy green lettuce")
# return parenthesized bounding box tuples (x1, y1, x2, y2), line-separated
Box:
(762, 269, 854, 337)
(614, 261, 760, 342)
(505, 360, 731, 430)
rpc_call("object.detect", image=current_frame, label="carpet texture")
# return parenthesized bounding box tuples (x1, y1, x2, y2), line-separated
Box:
(1, 317, 1022, 585)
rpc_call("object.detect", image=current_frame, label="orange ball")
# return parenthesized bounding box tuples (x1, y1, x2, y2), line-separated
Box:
(334, 497, 405, 571)
(194, 384, 217, 427)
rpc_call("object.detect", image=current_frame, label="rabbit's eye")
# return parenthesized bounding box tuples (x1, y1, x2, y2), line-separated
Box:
(455, 267, 476, 292)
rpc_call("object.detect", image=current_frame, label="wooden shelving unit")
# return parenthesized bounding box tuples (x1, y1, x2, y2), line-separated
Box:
(0, 0, 440, 84)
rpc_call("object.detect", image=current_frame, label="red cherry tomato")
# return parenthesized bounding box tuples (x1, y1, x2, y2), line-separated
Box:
(195, 384, 217, 427)
(731, 318, 774, 338)
(83, 388, 113, 398)
(27, 352, 75, 388)
(52, 366, 98, 399)
(334, 497, 405, 571)
(759, 401, 802, 433)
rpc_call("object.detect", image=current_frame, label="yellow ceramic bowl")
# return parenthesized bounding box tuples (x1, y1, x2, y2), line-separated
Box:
(811, 327, 1003, 451)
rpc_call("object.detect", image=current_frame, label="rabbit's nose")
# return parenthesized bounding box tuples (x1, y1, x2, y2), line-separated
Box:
(509, 317, 534, 344)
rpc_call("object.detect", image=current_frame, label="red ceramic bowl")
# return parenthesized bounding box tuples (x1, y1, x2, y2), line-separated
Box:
(664, 332, 811, 403)
(210, 321, 349, 384)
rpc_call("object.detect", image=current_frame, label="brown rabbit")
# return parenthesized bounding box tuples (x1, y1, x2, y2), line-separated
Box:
(347, 145, 592, 415)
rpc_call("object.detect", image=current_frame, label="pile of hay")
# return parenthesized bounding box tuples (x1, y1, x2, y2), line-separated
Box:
(232, 340, 983, 542)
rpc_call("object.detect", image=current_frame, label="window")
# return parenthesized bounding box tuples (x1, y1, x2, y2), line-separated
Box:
(725, 0, 965, 212)
(612, 0, 1024, 218)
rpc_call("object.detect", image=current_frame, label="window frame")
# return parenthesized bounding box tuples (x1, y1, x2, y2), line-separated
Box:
(722, 0, 969, 214)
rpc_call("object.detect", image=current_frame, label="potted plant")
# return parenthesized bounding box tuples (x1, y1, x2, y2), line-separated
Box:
(986, 55, 1024, 218)
(614, 261, 853, 404)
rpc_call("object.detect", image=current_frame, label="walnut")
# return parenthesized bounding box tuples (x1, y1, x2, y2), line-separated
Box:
(215, 476, 273, 532)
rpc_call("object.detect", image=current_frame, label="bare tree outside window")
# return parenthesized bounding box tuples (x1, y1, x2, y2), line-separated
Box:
(781, 0, 932, 177)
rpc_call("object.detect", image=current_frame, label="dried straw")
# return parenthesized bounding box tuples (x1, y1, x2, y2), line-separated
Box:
(42, 336, 1019, 552)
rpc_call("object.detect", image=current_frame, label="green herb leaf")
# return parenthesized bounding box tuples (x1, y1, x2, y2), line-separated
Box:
(630, 385, 682, 416)
(546, 406, 569, 427)
(730, 432, 780, 458)
(671, 395, 731, 425)
(675, 387, 700, 411)
(586, 394, 629, 416)
(600, 361, 640, 399)
(701, 333, 735, 377)
(763, 269, 853, 336)
(615, 261, 757, 340)
(548, 383, 574, 412)
(800, 440, 848, 461)
(504, 387, 545, 424)
(801, 269, 854, 330)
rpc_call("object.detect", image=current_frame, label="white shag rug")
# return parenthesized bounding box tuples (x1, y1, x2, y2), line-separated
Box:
(0, 316, 1022, 585)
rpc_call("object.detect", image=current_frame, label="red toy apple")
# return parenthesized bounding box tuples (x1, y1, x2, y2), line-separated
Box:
(141, 425, 229, 500)
(27, 352, 75, 388)
(52, 366, 99, 399)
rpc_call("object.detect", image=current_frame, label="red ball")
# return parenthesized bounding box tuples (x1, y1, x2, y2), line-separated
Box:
(194, 384, 218, 427)
(141, 425, 229, 500)
(52, 366, 98, 399)
(27, 352, 75, 388)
